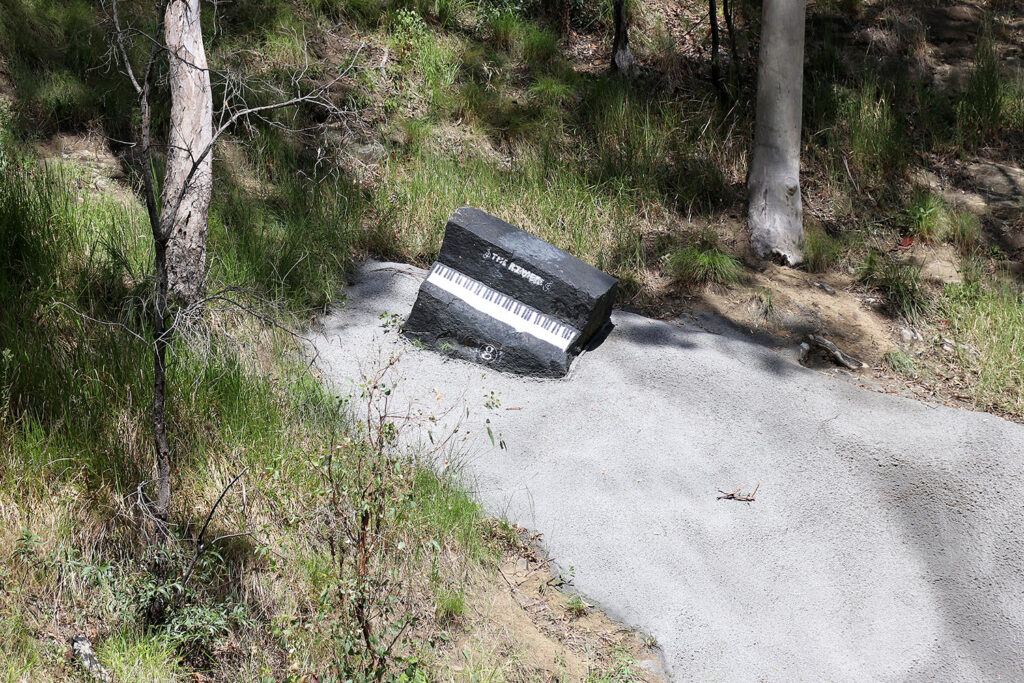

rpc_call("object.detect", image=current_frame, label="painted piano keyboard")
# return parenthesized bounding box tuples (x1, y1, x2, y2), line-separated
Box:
(425, 263, 580, 351)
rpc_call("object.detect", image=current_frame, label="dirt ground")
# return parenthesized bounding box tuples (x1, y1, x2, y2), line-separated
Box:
(437, 523, 667, 681)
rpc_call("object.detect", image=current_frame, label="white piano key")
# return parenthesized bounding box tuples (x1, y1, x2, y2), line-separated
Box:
(425, 263, 580, 351)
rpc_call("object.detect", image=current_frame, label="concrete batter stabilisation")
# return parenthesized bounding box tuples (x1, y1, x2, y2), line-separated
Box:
(312, 261, 1024, 681)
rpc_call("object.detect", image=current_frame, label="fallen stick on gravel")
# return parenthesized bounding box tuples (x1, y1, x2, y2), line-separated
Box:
(717, 483, 759, 502)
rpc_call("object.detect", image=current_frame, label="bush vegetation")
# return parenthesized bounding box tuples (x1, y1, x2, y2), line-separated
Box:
(3, 0, 1024, 677)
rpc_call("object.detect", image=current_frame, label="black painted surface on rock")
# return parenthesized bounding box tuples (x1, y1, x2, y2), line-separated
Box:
(403, 207, 618, 377)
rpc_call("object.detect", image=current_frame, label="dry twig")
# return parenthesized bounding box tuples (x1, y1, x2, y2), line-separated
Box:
(717, 483, 759, 502)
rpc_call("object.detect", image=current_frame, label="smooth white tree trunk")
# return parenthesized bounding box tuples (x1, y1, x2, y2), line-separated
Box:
(747, 0, 806, 266)
(161, 0, 213, 306)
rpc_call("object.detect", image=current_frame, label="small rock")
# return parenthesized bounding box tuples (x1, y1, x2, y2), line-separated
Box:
(812, 281, 836, 295)
(70, 635, 111, 682)
(966, 162, 1024, 197)
(637, 655, 671, 679)
(911, 168, 943, 191)
(900, 327, 923, 344)
(345, 141, 386, 165)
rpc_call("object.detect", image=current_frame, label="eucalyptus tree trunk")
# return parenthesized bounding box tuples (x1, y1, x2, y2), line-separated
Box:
(611, 0, 634, 74)
(747, 0, 806, 266)
(161, 0, 213, 308)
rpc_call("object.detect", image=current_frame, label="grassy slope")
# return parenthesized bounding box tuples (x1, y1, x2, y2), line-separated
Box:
(0, 1, 662, 680)
(1, 0, 1023, 679)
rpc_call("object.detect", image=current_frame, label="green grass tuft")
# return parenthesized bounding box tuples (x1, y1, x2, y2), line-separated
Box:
(947, 211, 982, 253)
(435, 588, 466, 623)
(802, 225, 843, 273)
(521, 25, 559, 68)
(665, 233, 742, 288)
(566, 594, 589, 617)
(906, 190, 949, 244)
(858, 250, 930, 322)
(956, 31, 1002, 143)
(883, 350, 916, 377)
(486, 11, 523, 51)
(98, 629, 182, 681)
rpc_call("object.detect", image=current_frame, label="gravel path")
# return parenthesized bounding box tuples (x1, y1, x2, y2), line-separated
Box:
(312, 261, 1024, 681)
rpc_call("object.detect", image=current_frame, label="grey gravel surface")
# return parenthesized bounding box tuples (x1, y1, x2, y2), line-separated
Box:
(312, 261, 1024, 681)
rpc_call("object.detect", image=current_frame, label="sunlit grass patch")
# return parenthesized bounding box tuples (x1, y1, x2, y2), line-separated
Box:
(377, 145, 641, 271)
(522, 24, 560, 68)
(98, 628, 182, 682)
(485, 11, 524, 51)
(843, 80, 904, 182)
(956, 32, 1002, 144)
(947, 211, 981, 253)
(434, 587, 466, 624)
(942, 279, 1024, 415)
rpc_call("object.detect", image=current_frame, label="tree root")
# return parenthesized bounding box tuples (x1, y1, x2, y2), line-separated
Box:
(800, 334, 867, 371)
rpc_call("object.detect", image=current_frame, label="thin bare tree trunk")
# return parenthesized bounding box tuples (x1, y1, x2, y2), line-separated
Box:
(722, 0, 738, 64)
(153, 240, 172, 522)
(709, 0, 726, 98)
(746, 0, 806, 266)
(162, 0, 213, 307)
(611, 0, 634, 74)
(119, 0, 175, 526)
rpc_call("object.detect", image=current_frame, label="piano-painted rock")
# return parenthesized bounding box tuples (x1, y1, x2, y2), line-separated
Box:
(403, 207, 618, 377)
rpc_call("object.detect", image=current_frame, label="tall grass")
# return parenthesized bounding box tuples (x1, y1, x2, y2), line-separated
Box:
(0, 139, 487, 680)
(905, 190, 950, 244)
(956, 32, 1002, 143)
(378, 146, 640, 272)
(802, 225, 843, 273)
(843, 80, 904, 182)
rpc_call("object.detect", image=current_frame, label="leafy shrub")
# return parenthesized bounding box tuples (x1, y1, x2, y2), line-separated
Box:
(665, 232, 742, 288)
(858, 250, 930, 322)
